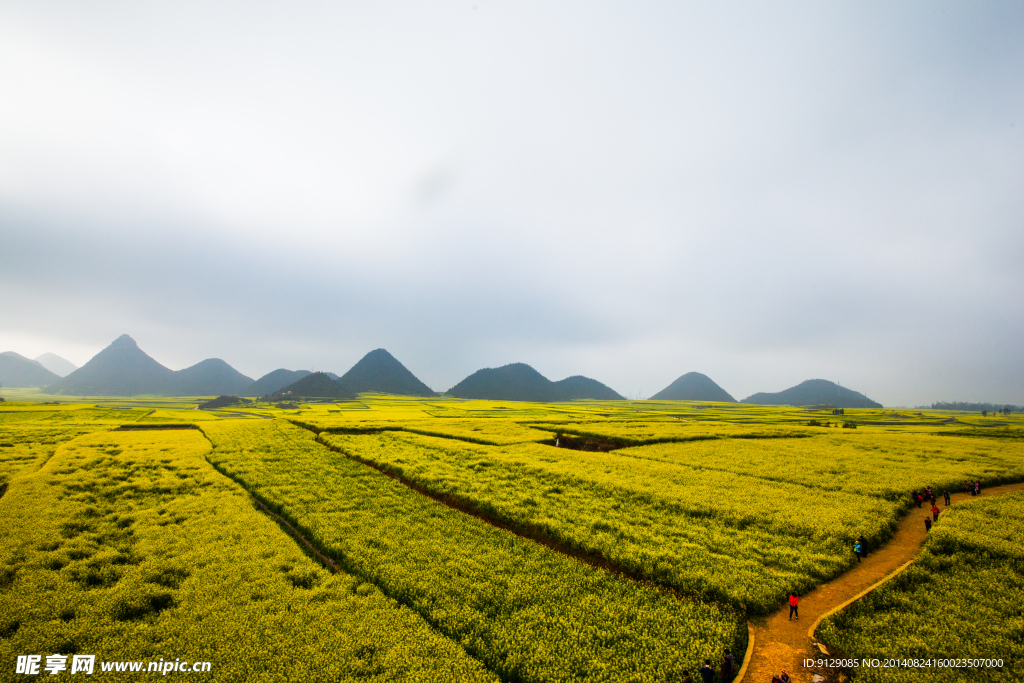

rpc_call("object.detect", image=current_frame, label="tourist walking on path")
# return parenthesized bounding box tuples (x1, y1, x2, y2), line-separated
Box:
(932, 505, 940, 522)
(943, 490, 951, 506)
(913, 491, 922, 508)
(857, 534, 867, 557)
(925, 517, 933, 531)
(975, 481, 981, 496)
(788, 594, 799, 620)
(853, 540, 863, 562)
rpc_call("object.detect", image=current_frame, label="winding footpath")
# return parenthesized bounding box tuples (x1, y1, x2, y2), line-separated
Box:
(740, 481, 1024, 683)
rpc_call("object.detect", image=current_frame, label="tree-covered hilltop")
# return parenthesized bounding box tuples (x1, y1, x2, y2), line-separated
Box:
(741, 379, 882, 409)
(270, 371, 356, 399)
(338, 349, 435, 397)
(447, 363, 623, 401)
(651, 372, 736, 402)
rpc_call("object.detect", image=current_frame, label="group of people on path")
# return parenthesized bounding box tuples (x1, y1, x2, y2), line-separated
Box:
(680, 648, 736, 683)
(915, 481, 983, 531)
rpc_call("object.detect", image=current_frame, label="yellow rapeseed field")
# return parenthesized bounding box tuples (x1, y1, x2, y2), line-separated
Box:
(1, 397, 1021, 680)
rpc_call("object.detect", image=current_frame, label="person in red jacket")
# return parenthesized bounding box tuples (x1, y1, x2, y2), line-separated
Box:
(788, 593, 799, 620)
(932, 505, 940, 522)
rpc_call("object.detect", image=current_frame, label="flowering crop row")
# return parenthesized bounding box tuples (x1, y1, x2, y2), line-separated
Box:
(318, 430, 900, 613)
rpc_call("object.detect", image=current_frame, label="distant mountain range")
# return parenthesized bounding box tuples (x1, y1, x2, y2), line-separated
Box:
(650, 372, 736, 402)
(39, 336, 438, 399)
(5, 334, 890, 406)
(0, 352, 62, 387)
(446, 363, 623, 401)
(741, 379, 882, 409)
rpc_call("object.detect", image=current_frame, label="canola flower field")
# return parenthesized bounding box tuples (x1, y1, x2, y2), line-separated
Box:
(1, 395, 1022, 681)
(0, 423, 496, 682)
(201, 419, 740, 682)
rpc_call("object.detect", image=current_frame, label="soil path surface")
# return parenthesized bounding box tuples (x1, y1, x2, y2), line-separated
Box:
(741, 481, 1024, 683)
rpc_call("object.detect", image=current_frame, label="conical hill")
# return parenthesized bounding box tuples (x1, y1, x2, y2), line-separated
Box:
(173, 358, 253, 396)
(338, 349, 435, 396)
(48, 335, 176, 396)
(650, 372, 736, 402)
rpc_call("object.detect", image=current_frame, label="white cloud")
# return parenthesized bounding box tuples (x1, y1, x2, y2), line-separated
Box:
(1, 1, 1022, 404)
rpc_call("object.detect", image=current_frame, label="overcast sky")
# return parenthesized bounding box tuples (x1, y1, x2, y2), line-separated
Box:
(1, 1, 1022, 405)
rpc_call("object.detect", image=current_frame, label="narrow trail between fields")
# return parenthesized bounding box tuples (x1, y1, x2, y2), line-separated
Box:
(741, 481, 1024, 683)
(248, 494, 342, 574)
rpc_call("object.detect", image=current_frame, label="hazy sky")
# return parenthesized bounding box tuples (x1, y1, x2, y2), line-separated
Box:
(1, 1, 1022, 405)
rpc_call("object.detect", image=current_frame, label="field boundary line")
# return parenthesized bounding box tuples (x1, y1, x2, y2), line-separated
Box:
(248, 494, 341, 573)
(305, 429, 746, 617)
(806, 559, 914, 643)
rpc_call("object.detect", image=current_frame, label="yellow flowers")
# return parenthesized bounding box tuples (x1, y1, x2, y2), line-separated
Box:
(0, 426, 496, 682)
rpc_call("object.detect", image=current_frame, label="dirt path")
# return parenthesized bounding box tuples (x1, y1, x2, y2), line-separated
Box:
(741, 481, 1024, 683)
